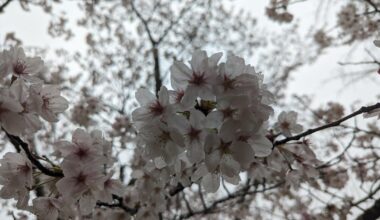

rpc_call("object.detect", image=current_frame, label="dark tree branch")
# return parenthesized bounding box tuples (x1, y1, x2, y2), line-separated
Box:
(130, 0, 162, 94)
(356, 199, 380, 220)
(130, 0, 157, 44)
(363, 0, 380, 14)
(97, 195, 138, 215)
(178, 181, 284, 220)
(4, 131, 63, 177)
(0, 0, 12, 13)
(156, 2, 193, 44)
(273, 103, 380, 147)
(153, 47, 162, 94)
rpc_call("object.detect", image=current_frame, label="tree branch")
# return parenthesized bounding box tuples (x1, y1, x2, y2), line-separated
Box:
(178, 181, 284, 219)
(0, 0, 12, 13)
(273, 103, 380, 147)
(96, 195, 138, 215)
(4, 132, 63, 177)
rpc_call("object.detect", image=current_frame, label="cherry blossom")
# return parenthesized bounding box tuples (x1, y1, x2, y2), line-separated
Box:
(0, 47, 44, 83)
(31, 197, 63, 220)
(0, 152, 33, 208)
(29, 83, 69, 122)
(54, 128, 106, 164)
(56, 159, 105, 203)
(132, 86, 173, 128)
(170, 50, 222, 107)
(274, 111, 303, 137)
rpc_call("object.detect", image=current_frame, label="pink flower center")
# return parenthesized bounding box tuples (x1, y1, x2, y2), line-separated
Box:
(189, 72, 206, 86)
(175, 90, 184, 103)
(42, 97, 50, 108)
(188, 127, 201, 142)
(281, 121, 290, 130)
(75, 172, 87, 184)
(13, 60, 27, 75)
(220, 141, 232, 154)
(0, 103, 8, 114)
(75, 147, 89, 159)
(222, 75, 235, 91)
(222, 107, 235, 119)
(17, 164, 31, 175)
(149, 101, 164, 116)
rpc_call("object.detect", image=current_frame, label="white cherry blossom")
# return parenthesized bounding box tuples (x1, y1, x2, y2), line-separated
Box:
(31, 197, 63, 220)
(29, 83, 69, 122)
(0, 47, 44, 82)
(274, 111, 303, 137)
(0, 152, 33, 208)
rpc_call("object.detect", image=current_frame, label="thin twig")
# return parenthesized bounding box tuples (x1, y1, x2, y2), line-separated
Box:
(273, 103, 380, 147)
(0, 0, 12, 13)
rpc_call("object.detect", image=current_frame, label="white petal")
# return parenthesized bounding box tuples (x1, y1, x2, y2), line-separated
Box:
(135, 88, 156, 106)
(250, 135, 272, 157)
(202, 173, 220, 193)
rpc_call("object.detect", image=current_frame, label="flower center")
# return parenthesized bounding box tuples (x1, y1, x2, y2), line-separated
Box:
(281, 121, 290, 130)
(149, 101, 164, 116)
(188, 127, 201, 142)
(189, 72, 205, 86)
(75, 147, 89, 159)
(222, 75, 235, 91)
(75, 172, 87, 184)
(13, 60, 27, 75)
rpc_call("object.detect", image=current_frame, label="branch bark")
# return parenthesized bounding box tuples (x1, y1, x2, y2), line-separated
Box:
(356, 199, 380, 220)
(273, 103, 380, 147)
(0, 0, 12, 13)
(5, 132, 63, 177)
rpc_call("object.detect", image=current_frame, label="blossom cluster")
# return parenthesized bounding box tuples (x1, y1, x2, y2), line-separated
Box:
(133, 50, 275, 193)
(0, 47, 68, 136)
(0, 47, 324, 219)
(337, 3, 379, 43)
(0, 47, 123, 219)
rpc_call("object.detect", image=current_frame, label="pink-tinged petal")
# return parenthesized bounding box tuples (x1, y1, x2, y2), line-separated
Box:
(54, 141, 76, 157)
(56, 176, 87, 201)
(190, 50, 207, 73)
(157, 86, 169, 106)
(41, 85, 60, 97)
(231, 141, 255, 167)
(170, 61, 192, 90)
(72, 128, 93, 147)
(32, 197, 61, 220)
(25, 56, 44, 74)
(202, 172, 220, 193)
(225, 54, 245, 77)
(223, 173, 241, 185)
(250, 135, 272, 157)
(189, 109, 205, 129)
(23, 113, 42, 133)
(181, 86, 198, 108)
(191, 163, 208, 181)
(205, 150, 221, 172)
(9, 79, 28, 103)
(166, 114, 188, 134)
(1, 112, 25, 135)
(79, 191, 97, 215)
(205, 111, 223, 128)
(1, 96, 23, 112)
(208, 52, 223, 67)
(186, 142, 204, 164)
(135, 88, 155, 106)
(220, 154, 240, 178)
